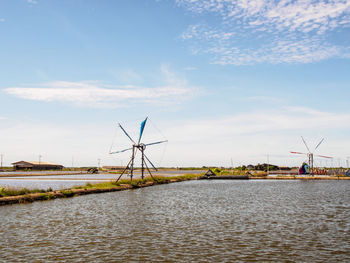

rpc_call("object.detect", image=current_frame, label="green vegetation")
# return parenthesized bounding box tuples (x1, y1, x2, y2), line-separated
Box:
(0, 174, 200, 203)
(0, 166, 13, 171)
(210, 168, 250, 176)
(252, 163, 279, 171)
(178, 167, 207, 170)
(61, 189, 74, 197)
(0, 186, 46, 197)
(39, 193, 56, 200)
(73, 173, 200, 190)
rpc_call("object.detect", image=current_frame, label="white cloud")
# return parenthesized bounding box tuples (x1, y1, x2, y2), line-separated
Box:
(164, 106, 350, 143)
(0, 106, 348, 167)
(4, 67, 197, 108)
(0, 18, 5, 23)
(178, 0, 350, 64)
(160, 106, 350, 166)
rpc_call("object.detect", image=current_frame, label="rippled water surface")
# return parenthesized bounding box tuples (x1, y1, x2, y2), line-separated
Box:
(1, 180, 349, 262)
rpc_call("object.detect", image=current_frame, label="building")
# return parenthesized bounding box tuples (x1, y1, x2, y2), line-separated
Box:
(12, 161, 64, 171)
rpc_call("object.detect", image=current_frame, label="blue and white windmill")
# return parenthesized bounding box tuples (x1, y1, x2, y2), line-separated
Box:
(110, 117, 168, 182)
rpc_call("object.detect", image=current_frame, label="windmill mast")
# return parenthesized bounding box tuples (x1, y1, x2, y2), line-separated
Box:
(309, 153, 314, 175)
(130, 146, 136, 179)
(110, 117, 168, 183)
(291, 136, 331, 176)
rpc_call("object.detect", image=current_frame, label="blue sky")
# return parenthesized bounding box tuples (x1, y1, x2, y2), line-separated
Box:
(0, 0, 350, 168)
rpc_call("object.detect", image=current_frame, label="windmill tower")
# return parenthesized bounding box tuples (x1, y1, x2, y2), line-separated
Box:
(110, 117, 168, 182)
(290, 136, 332, 175)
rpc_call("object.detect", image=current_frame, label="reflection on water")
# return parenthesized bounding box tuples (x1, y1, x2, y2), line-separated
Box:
(1, 180, 349, 262)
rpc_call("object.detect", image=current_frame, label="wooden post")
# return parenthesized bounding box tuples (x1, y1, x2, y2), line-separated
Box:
(130, 145, 135, 181)
(141, 147, 144, 179)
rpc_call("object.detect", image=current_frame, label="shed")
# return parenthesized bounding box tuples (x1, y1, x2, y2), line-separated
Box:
(12, 161, 64, 171)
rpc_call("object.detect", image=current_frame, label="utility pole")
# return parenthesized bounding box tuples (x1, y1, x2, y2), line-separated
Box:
(97, 158, 101, 168)
(267, 154, 269, 175)
(346, 157, 349, 169)
(38, 155, 42, 164)
(0, 154, 3, 168)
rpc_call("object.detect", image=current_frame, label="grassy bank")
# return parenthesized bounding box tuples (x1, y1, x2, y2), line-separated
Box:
(0, 173, 200, 206)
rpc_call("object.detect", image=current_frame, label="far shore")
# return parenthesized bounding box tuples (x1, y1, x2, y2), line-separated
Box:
(1, 173, 349, 206)
(252, 175, 350, 180)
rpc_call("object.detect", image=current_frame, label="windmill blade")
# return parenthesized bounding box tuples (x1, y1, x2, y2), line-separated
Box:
(144, 153, 157, 171)
(315, 138, 324, 150)
(119, 123, 136, 144)
(290, 151, 307, 155)
(110, 147, 133, 154)
(314, 154, 333, 159)
(138, 117, 148, 144)
(145, 140, 168, 147)
(301, 136, 311, 153)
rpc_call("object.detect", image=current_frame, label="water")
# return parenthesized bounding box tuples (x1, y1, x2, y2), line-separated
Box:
(0, 180, 349, 262)
(0, 170, 204, 190)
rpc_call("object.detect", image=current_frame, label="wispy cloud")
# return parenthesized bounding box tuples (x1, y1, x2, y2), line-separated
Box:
(0, 18, 5, 23)
(178, 0, 350, 65)
(27, 0, 38, 4)
(160, 106, 350, 166)
(164, 106, 350, 143)
(4, 67, 197, 108)
(0, 106, 348, 167)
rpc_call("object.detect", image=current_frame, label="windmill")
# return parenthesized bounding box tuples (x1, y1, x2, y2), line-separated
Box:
(290, 136, 332, 175)
(110, 117, 168, 182)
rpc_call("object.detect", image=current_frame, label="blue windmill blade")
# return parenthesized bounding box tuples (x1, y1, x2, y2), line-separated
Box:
(138, 117, 148, 144)
(145, 140, 168, 147)
(119, 123, 136, 144)
(110, 147, 133, 154)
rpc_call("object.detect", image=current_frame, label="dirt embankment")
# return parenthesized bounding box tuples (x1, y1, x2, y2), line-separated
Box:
(0, 179, 181, 206)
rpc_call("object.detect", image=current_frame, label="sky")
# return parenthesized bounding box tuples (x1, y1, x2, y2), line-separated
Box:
(0, 0, 350, 168)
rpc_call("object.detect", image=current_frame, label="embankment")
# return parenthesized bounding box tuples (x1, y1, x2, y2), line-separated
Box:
(0, 174, 198, 206)
(1, 174, 349, 206)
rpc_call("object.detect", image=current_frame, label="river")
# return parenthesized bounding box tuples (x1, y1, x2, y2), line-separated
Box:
(0, 180, 349, 262)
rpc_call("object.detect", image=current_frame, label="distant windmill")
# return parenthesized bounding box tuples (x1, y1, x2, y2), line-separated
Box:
(110, 117, 168, 182)
(290, 136, 332, 175)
